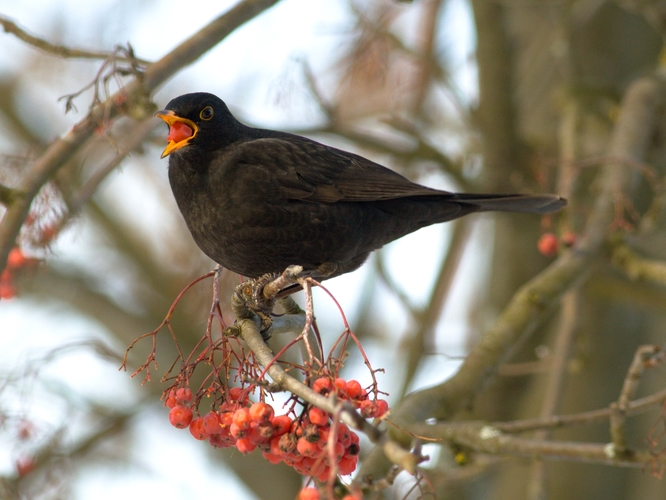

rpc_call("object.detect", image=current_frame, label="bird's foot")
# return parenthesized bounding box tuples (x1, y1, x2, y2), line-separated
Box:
(232, 266, 306, 337)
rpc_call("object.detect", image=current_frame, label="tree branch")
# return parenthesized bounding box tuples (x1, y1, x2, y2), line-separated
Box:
(0, 16, 151, 64)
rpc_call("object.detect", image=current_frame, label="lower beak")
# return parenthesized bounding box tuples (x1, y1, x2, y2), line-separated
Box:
(155, 110, 198, 158)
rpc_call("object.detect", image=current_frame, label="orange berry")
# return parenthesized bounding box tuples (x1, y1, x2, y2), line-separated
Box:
(175, 387, 193, 405)
(537, 233, 558, 257)
(345, 380, 363, 399)
(298, 488, 320, 500)
(297, 436, 320, 458)
(271, 415, 292, 436)
(262, 450, 283, 464)
(7, 248, 27, 269)
(235, 437, 256, 454)
(375, 399, 389, 417)
(338, 455, 358, 475)
(189, 417, 207, 440)
(169, 405, 193, 429)
(313, 377, 334, 395)
(308, 407, 329, 427)
(232, 408, 252, 429)
(249, 402, 274, 423)
(202, 411, 221, 435)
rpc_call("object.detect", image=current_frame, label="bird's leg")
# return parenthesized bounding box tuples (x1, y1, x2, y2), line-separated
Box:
(233, 266, 307, 336)
(233, 273, 279, 336)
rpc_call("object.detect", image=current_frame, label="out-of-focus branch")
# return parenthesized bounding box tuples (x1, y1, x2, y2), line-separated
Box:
(527, 290, 579, 500)
(0, 16, 151, 64)
(0, 0, 281, 271)
(611, 242, 666, 287)
(411, 421, 666, 468)
(609, 345, 665, 456)
(495, 387, 666, 434)
(0, 182, 22, 207)
(359, 76, 666, 476)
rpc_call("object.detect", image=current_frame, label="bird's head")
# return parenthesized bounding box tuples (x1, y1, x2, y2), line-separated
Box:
(155, 93, 238, 158)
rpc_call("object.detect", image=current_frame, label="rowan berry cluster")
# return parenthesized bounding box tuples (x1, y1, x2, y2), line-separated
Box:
(165, 376, 388, 482)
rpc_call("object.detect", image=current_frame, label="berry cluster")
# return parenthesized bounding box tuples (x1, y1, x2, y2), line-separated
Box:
(165, 377, 388, 483)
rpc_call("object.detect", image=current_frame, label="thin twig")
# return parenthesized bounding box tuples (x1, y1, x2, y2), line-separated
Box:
(610, 344, 665, 456)
(0, 16, 151, 64)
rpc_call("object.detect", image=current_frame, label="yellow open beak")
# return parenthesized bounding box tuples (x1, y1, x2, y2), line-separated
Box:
(155, 110, 198, 158)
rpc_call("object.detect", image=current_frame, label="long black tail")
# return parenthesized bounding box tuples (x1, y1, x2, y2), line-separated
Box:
(452, 193, 566, 214)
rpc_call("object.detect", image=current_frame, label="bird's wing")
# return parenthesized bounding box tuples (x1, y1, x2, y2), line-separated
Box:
(242, 136, 445, 203)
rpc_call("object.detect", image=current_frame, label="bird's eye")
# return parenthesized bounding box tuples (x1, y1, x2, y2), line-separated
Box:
(200, 106, 214, 121)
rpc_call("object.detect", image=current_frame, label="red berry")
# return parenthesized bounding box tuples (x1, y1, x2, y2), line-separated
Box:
(169, 405, 193, 429)
(209, 432, 234, 449)
(189, 417, 207, 440)
(235, 437, 256, 454)
(316, 465, 331, 483)
(338, 455, 358, 475)
(297, 436, 320, 458)
(219, 411, 234, 430)
(308, 407, 329, 427)
(165, 390, 177, 409)
(345, 380, 363, 400)
(247, 423, 270, 445)
(232, 408, 252, 429)
(262, 450, 283, 464)
(337, 423, 352, 448)
(298, 487, 320, 500)
(175, 387, 193, 405)
(203, 411, 221, 435)
(313, 377, 334, 395)
(228, 386, 247, 403)
(537, 233, 558, 257)
(333, 440, 345, 460)
(375, 399, 389, 417)
(249, 402, 274, 423)
(7, 248, 27, 269)
(0, 281, 16, 299)
(334, 378, 347, 392)
(271, 415, 292, 436)
(230, 423, 248, 439)
(359, 400, 378, 418)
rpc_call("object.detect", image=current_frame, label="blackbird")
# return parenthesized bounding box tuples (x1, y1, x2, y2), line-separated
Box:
(156, 93, 565, 280)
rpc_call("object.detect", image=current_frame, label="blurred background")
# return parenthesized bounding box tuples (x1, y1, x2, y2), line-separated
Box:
(1, 0, 666, 499)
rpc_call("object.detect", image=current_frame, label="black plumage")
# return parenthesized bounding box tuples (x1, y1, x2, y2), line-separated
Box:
(156, 93, 565, 279)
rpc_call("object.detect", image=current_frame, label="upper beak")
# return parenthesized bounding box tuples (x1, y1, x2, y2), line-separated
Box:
(155, 110, 198, 158)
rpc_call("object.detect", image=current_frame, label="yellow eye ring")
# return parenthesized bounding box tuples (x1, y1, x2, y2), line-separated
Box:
(200, 106, 214, 121)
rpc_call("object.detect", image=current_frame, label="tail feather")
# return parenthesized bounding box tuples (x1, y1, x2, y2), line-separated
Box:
(452, 193, 566, 214)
